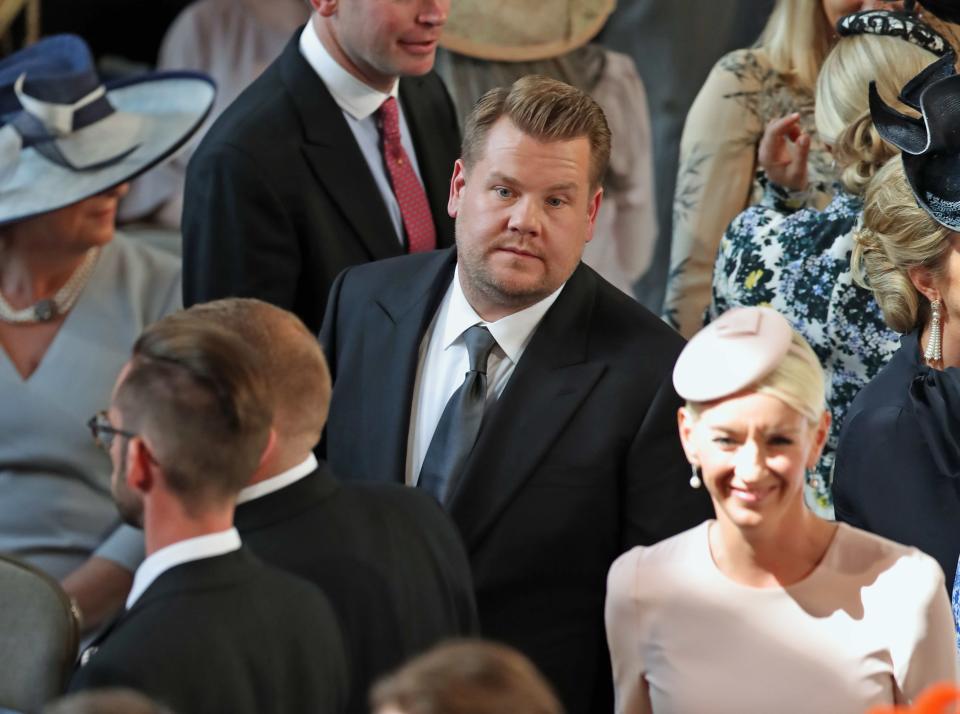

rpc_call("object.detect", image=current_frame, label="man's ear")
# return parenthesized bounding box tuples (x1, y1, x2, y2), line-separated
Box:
(126, 438, 155, 495)
(257, 428, 278, 473)
(584, 186, 603, 244)
(908, 265, 940, 304)
(448, 159, 466, 219)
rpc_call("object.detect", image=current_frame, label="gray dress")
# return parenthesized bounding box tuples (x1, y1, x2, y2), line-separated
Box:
(0, 233, 179, 580)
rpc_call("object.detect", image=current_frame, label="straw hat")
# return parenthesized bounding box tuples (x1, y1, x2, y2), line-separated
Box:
(439, 0, 615, 62)
(0, 34, 215, 226)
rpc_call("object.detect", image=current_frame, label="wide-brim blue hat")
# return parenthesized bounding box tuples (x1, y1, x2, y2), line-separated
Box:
(0, 34, 215, 226)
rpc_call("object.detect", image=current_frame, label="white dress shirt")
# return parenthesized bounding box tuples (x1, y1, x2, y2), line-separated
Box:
(126, 528, 241, 609)
(236, 453, 317, 504)
(405, 267, 565, 484)
(299, 22, 426, 245)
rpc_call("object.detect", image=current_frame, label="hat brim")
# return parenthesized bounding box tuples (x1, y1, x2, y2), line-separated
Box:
(903, 151, 960, 231)
(439, 0, 615, 62)
(0, 71, 215, 227)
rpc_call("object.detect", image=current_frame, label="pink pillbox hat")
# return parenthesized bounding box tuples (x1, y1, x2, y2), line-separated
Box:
(673, 307, 794, 403)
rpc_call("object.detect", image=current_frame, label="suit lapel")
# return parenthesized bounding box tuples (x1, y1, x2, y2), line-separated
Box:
(400, 76, 457, 248)
(448, 264, 607, 549)
(279, 38, 403, 261)
(361, 250, 458, 483)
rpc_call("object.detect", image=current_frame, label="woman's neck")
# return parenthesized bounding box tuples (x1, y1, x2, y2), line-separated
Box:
(0, 238, 90, 308)
(710, 506, 836, 588)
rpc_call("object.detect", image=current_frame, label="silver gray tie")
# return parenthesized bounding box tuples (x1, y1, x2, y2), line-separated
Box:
(418, 325, 498, 504)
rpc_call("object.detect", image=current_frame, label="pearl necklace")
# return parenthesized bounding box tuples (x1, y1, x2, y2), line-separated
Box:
(0, 247, 100, 323)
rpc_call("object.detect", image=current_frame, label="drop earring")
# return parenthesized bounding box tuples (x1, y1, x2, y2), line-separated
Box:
(924, 298, 943, 363)
(689, 463, 702, 489)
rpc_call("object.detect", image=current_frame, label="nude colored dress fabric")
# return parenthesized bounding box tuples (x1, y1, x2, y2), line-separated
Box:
(662, 47, 835, 338)
(605, 521, 956, 714)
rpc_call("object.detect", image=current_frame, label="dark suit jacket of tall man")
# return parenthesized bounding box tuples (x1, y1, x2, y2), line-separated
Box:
(235, 461, 479, 714)
(69, 548, 349, 714)
(182, 33, 460, 332)
(319, 248, 715, 714)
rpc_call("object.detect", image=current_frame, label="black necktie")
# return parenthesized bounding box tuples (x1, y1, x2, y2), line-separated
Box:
(418, 325, 498, 503)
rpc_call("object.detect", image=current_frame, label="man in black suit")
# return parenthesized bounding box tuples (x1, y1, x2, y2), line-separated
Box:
(184, 297, 478, 714)
(69, 317, 349, 714)
(320, 76, 714, 714)
(182, 0, 460, 332)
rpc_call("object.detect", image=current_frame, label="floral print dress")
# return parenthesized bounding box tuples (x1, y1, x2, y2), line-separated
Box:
(708, 181, 900, 517)
(664, 47, 836, 338)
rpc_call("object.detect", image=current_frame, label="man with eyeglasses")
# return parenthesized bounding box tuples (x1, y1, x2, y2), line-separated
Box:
(70, 317, 349, 714)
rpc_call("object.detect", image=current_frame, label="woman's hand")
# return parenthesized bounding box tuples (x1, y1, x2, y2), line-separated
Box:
(758, 113, 811, 192)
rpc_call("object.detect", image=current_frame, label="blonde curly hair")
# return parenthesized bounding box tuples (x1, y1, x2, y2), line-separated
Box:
(852, 157, 952, 333)
(814, 33, 940, 196)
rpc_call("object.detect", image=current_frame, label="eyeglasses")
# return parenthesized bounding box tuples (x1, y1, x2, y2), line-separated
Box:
(87, 410, 137, 452)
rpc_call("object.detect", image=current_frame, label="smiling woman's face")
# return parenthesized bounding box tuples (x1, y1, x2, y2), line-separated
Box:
(679, 391, 828, 532)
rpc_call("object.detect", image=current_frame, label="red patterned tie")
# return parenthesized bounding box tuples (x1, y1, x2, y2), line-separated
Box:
(377, 96, 437, 253)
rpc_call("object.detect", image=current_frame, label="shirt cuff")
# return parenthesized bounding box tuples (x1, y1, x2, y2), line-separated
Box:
(758, 172, 810, 213)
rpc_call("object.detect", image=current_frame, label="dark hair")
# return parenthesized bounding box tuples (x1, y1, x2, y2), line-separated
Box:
(461, 75, 611, 188)
(370, 640, 564, 714)
(115, 316, 272, 511)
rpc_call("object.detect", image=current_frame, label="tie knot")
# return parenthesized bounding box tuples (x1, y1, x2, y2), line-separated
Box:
(463, 325, 497, 374)
(378, 96, 400, 140)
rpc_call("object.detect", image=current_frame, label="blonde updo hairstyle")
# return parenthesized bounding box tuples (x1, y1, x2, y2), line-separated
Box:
(814, 33, 939, 196)
(686, 330, 826, 427)
(852, 158, 952, 333)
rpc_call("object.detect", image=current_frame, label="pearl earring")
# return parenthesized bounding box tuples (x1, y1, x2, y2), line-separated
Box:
(689, 464, 702, 489)
(924, 298, 943, 363)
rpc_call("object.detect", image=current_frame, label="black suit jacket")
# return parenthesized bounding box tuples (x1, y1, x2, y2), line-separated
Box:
(182, 33, 460, 332)
(320, 249, 714, 714)
(234, 462, 478, 714)
(69, 548, 349, 714)
(834, 331, 960, 589)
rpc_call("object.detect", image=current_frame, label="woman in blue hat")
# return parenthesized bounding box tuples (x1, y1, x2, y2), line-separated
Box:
(0, 35, 213, 629)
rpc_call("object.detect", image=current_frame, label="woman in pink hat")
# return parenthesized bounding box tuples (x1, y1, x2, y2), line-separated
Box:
(605, 306, 955, 714)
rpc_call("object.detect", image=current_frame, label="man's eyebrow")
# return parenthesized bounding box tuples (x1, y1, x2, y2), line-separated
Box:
(487, 172, 579, 194)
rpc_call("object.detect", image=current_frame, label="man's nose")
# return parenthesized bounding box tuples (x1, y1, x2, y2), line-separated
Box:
(418, 0, 449, 26)
(507, 197, 542, 237)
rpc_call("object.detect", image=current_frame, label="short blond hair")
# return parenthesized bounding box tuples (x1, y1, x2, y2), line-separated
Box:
(184, 299, 331, 449)
(852, 158, 952, 333)
(815, 34, 938, 195)
(686, 330, 825, 425)
(758, 0, 834, 92)
(461, 75, 611, 188)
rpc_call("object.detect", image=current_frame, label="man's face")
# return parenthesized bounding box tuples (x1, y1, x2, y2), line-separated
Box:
(449, 117, 602, 321)
(331, 0, 448, 89)
(107, 404, 145, 529)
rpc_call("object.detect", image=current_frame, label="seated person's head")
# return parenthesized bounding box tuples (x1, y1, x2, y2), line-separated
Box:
(370, 640, 563, 714)
(451, 75, 610, 320)
(675, 307, 830, 530)
(105, 317, 273, 523)
(814, 12, 946, 195)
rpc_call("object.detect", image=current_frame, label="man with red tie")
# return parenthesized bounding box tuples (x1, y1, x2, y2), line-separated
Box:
(182, 0, 459, 331)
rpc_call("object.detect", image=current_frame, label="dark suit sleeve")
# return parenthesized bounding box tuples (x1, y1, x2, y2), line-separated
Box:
(69, 661, 150, 697)
(622, 378, 713, 548)
(182, 142, 299, 309)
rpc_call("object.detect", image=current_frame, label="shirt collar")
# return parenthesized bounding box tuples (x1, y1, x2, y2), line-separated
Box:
(126, 528, 241, 609)
(236, 453, 318, 505)
(441, 265, 565, 365)
(299, 20, 398, 120)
